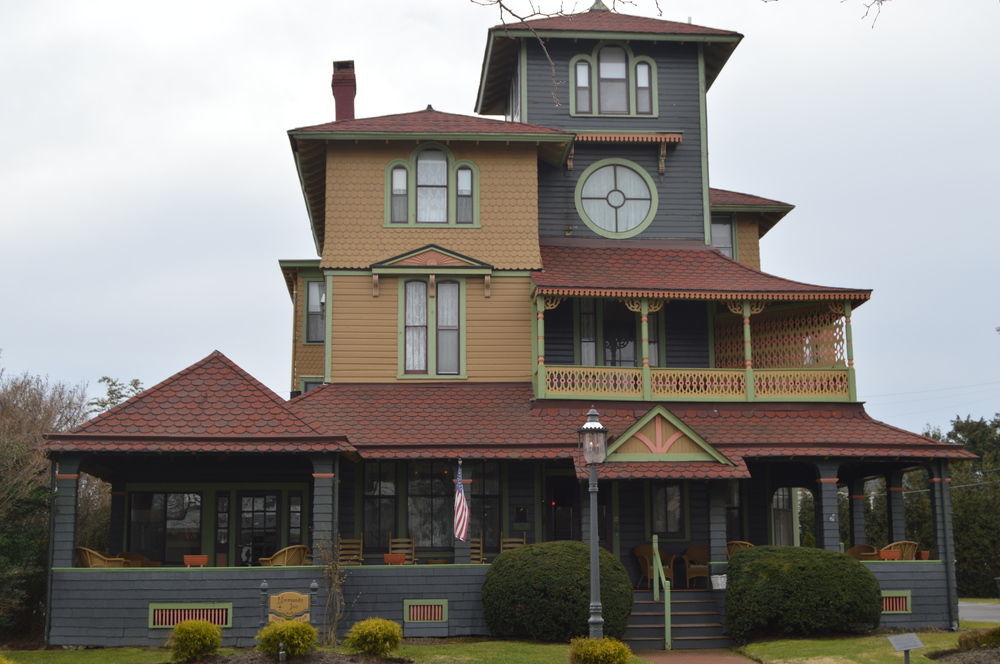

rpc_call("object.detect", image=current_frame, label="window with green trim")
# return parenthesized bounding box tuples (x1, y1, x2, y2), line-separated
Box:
(305, 281, 325, 343)
(571, 44, 658, 117)
(652, 482, 685, 539)
(711, 214, 734, 258)
(400, 277, 464, 378)
(575, 158, 658, 239)
(385, 145, 478, 226)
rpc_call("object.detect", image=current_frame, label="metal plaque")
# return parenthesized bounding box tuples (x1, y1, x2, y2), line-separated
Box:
(888, 633, 924, 652)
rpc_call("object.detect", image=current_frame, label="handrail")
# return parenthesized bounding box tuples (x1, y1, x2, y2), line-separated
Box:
(650, 534, 671, 650)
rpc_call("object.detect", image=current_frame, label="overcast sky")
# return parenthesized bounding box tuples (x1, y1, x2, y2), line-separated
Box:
(1, 0, 997, 435)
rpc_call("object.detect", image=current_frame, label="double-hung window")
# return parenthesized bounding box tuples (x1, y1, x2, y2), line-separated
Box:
(402, 278, 463, 377)
(386, 146, 478, 226)
(305, 281, 325, 343)
(416, 149, 448, 223)
(572, 45, 657, 117)
(598, 46, 628, 114)
(711, 215, 734, 258)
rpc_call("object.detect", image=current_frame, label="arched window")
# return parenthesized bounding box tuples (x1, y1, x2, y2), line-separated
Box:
(598, 46, 628, 114)
(456, 167, 474, 224)
(416, 149, 448, 223)
(390, 166, 408, 223)
(571, 45, 657, 117)
(575, 60, 592, 114)
(385, 146, 479, 226)
(636, 62, 652, 115)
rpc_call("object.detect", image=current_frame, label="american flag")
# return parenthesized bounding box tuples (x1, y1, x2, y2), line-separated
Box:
(454, 460, 470, 542)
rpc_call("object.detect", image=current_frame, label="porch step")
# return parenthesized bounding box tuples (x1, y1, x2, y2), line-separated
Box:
(624, 589, 731, 651)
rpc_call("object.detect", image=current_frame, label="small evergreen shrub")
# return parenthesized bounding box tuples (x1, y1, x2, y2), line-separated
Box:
(168, 619, 222, 663)
(958, 626, 1000, 650)
(342, 617, 403, 658)
(568, 637, 632, 664)
(481, 540, 633, 641)
(725, 546, 881, 642)
(0, 655, 18, 664)
(256, 620, 318, 659)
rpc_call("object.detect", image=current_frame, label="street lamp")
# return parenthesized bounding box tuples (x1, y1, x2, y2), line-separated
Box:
(578, 406, 608, 639)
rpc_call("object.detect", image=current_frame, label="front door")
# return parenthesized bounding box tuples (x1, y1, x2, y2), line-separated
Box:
(237, 492, 280, 565)
(545, 476, 580, 541)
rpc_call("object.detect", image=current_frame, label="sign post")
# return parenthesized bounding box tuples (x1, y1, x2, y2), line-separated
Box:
(888, 633, 924, 664)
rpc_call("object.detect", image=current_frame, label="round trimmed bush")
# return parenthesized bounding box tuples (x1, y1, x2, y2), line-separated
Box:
(725, 546, 881, 642)
(958, 626, 1000, 650)
(342, 617, 402, 658)
(481, 540, 633, 641)
(168, 619, 222, 663)
(569, 636, 632, 664)
(256, 620, 318, 659)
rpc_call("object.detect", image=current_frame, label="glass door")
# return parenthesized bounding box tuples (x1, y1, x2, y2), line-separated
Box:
(237, 492, 280, 565)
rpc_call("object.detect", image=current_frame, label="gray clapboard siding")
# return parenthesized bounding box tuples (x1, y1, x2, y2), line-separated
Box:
(867, 562, 953, 629)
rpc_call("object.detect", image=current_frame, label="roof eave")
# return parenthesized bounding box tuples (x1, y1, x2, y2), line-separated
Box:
(288, 134, 325, 256)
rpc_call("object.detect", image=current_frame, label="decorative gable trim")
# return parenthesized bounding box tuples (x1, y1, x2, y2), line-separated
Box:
(606, 406, 731, 464)
(371, 245, 494, 275)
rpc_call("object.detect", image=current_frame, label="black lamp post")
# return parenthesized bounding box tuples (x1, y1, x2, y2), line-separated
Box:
(578, 406, 608, 639)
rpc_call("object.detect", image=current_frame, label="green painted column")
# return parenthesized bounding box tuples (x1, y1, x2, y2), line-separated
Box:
(534, 296, 547, 397)
(742, 301, 755, 401)
(640, 299, 651, 400)
(844, 301, 857, 401)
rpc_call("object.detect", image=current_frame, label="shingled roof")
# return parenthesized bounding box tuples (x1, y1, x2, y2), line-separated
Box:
(290, 108, 570, 137)
(46, 351, 351, 453)
(532, 244, 872, 303)
(494, 9, 739, 37)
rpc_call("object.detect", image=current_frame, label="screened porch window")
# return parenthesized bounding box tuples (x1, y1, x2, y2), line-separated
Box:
(128, 492, 202, 565)
(364, 461, 396, 551)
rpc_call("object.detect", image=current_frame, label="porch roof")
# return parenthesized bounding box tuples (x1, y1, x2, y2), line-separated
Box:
(532, 243, 872, 304)
(46, 351, 353, 453)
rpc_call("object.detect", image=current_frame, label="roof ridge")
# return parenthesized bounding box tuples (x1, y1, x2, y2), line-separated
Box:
(291, 107, 566, 134)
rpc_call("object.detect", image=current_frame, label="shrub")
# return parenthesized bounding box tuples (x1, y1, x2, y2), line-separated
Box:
(481, 540, 633, 641)
(725, 546, 881, 642)
(568, 637, 632, 664)
(958, 626, 1000, 650)
(256, 620, 318, 659)
(0, 655, 17, 664)
(342, 617, 403, 658)
(168, 619, 222, 663)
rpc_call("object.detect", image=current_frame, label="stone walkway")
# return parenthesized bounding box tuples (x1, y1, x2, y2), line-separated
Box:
(635, 649, 755, 663)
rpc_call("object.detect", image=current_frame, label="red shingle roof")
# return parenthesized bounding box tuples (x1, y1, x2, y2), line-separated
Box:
(290, 382, 974, 462)
(46, 351, 351, 453)
(574, 458, 750, 480)
(533, 245, 871, 302)
(291, 108, 569, 136)
(495, 10, 739, 37)
(710, 188, 792, 208)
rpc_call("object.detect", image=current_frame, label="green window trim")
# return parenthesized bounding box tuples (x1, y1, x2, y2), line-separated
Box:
(299, 376, 324, 393)
(302, 277, 326, 345)
(383, 144, 481, 227)
(149, 602, 233, 628)
(569, 43, 660, 118)
(574, 158, 659, 239)
(396, 276, 468, 379)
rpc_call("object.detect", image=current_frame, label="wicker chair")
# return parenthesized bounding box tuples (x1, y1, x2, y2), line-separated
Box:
(726, 540, 754, 559)
(845, 544, 877, 560)
(469, 534, 486, 564)
(337, 536, 364, 565)
(682, 543, 710, 589)
(500, 532, 526, 552)
(880, 540, 919, 561)
(387, 537, 417, 564)
(75, 546, 126, 568)
(117, 551, 161, 567)
(632, 544, 674, 589)
(259, 544, 311, 566)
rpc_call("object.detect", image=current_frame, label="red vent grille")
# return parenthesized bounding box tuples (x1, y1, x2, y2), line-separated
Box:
(153, 607, 230, 627)
(882, 594, 909, 613)
(407, 603, 444, 622)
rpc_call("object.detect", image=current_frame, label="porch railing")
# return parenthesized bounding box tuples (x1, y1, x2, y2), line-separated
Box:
(537, 365, 850, 402)
(651, 534, 671, 650)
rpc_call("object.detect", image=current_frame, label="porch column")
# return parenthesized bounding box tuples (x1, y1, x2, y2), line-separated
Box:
(886, 470, 906, 543)
(708, 481, 728, 571)
(534, 295, 546, 397)
(310, 454, 336, 562)
(107, 479, 127, 555)
(813, 462, 841, 552)
(741, 301, 756, 401)
(848, 478, 867, 546)
(50, 454, 82, 568)
(843, 302, 857, 401)
(929, 461, 958, 629)
(640, 300, 651, 400)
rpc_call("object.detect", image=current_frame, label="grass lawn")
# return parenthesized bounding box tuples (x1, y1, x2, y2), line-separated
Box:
(0, 640, 652, 664)
(960, 597, 1000, 605)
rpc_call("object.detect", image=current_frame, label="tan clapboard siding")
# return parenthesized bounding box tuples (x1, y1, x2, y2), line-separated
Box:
(735, 214, 761, 270)
(331, 275, 398, 382)
(322, 142, 541, 270)
(466, 276, 533, 381)
(291, 272, 325, 389)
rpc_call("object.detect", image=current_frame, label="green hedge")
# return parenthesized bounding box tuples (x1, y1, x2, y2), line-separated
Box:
(725, 546, 881, 642)
(481, 540, 632, 641)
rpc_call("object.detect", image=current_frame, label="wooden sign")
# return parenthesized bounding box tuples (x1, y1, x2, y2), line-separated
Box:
(268, 613, 310, 624)
(269, 592, 309, 618)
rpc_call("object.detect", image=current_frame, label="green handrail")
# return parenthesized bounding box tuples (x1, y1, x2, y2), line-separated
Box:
(650, 534, 671, 650)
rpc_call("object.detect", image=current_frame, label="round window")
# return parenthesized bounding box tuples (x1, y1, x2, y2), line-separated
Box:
(575, 160, 658, 238)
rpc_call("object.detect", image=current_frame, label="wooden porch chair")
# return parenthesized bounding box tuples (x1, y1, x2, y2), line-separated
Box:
(388, 537, 416, 564)
(632, 544, 674, 589)
(259, 544, 311, 567)
(117, 551, 162, 567)
(337, 536, 364, 565)
(880, 540, 918, 561)
(726, 540, 754, 559)
(682, 543, 710, 589)
(845, 544, 877, 560)
(500, 532, 526, 552)
(469, 534, 486, 564)
(75, 546, 126, 568)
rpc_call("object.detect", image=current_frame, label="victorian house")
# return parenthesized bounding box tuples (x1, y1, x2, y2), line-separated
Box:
(45, 4, 974, 650)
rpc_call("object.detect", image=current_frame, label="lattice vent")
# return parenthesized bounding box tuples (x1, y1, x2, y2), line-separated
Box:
(404, 600, 447, 623)
(151, 604, 231, 627)
(881, 592, 911, 614)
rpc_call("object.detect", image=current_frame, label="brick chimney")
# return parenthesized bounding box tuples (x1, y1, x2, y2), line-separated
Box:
(331, 60, 356, 121)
